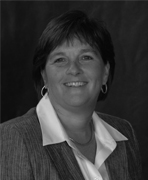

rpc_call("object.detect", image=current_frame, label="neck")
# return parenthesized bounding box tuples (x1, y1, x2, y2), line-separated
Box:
(55, 104, 93, 131)
(50, 98, 96, 140)
(57, 107, 93, 143)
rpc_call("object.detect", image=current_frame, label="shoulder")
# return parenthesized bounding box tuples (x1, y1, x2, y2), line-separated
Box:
(96, 111, 135, 140)
(1, 107, 37, 128)
(97, 111, 131, 128)
(0, 108, 42, 142)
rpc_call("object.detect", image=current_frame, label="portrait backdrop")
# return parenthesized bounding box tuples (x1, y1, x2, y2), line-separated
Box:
(1, 1, 148, 179)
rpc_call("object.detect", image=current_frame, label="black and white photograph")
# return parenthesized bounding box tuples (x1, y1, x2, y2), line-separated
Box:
(1, 1, 148, 179)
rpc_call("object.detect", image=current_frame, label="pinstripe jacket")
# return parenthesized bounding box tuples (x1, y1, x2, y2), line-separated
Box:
(0, 108, 141, 180)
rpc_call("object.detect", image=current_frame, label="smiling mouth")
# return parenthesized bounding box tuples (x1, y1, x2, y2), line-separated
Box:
(64, 81, 87, 87)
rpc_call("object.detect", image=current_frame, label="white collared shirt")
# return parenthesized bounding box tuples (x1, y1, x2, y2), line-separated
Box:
(36, 94, 128, 180)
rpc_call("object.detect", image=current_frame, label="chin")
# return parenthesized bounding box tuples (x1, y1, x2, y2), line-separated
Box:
(65, 97, 89, 107)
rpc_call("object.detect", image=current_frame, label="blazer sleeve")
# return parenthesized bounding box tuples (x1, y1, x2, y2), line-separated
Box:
(125, 120, 142, 180)
(0, 123, 34, 180)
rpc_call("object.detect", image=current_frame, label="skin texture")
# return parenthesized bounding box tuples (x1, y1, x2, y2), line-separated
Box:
(42, 38, 110, 143)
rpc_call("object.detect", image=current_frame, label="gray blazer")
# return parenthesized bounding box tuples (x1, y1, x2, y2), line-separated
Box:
(0, 108, 141, 180)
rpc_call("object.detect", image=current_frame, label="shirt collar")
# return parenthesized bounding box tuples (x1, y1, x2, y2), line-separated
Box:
(36, 93, 128, 147)
(36, 93, 68, 145)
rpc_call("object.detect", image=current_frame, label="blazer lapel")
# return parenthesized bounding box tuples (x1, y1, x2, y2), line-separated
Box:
(44, 141, 85, 180)
(105, 141, 129, 180)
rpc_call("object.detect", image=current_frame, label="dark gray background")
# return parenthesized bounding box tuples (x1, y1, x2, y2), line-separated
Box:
(1, 1, 148, 178)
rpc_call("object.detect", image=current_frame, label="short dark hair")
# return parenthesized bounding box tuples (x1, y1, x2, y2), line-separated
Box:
(32, 10, 115, 100)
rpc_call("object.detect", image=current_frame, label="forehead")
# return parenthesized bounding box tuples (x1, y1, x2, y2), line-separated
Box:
(48, 38, 101, 59)
(50, 38, 98, 56)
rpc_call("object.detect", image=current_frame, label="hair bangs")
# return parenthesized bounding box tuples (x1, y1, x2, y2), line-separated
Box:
(48, 22, 98, 55)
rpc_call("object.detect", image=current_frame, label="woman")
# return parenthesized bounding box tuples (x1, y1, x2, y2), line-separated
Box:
(0, 10, 141, 180)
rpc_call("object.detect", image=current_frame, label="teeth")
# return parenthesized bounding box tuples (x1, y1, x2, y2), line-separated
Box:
(65, 82, 87, 87)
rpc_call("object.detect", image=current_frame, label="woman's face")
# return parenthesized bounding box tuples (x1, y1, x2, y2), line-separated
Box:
(42, 38, 109, 109)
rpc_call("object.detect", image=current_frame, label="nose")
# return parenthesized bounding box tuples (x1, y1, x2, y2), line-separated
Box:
(66, 61, 83, 76)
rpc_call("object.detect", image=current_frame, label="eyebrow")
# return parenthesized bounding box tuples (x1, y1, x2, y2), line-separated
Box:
(79, 48, 99, 55)
(48, 52, 66, 60)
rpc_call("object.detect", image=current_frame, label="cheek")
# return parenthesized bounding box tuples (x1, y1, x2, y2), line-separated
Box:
(44, 68, 56, 85)
(46, 74, 57, 87)
(89, 64, 104, 83)
(45, 68, 63, 89)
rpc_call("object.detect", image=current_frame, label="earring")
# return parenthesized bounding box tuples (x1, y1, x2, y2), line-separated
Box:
(101, 84, 107, 94)
(41, 86, 48, 97)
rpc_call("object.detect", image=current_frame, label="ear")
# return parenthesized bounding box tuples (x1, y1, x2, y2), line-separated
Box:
(41, 70, 47, 85)
(102, 62, 110, 85)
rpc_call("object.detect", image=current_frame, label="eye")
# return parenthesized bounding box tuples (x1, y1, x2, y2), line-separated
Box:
(81, 55, 93, 60)
(54, 58, 66, 63)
